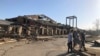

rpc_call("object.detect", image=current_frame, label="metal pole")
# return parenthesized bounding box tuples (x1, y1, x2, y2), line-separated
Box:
(69, 19, 71, 27)
(66, 18, 67, 26)
(73, 19, 74, 27)
(76, 17, 77, 28)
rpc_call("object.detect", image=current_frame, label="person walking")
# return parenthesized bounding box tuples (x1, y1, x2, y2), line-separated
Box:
(79, 31, 87, 51)
(67, 29, 73, 53)
(73, 29, 82, 51)
(73, 30, 79, 48)
(73, 30, 77, 48)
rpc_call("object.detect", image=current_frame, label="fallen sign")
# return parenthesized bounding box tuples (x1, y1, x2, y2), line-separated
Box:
(93, 39, 100, 47)
(96, 39, 100, 43)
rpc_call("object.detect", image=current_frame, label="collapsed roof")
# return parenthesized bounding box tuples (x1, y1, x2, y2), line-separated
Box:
(0, 20, 13, 26)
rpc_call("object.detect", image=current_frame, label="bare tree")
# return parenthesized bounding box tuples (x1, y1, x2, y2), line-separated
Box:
(95, 19, 100, 30)
(94, 19, 100, 35)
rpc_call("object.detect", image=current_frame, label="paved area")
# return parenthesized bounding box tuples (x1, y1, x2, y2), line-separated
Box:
(0, 38, 100, 56)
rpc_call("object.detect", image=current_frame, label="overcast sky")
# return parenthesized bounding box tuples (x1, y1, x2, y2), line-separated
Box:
(0, 0, 100, 30)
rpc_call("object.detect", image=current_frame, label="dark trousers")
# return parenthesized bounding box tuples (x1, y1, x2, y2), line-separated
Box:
(67, 41, 72, 52)
(80, 40, 87, 51)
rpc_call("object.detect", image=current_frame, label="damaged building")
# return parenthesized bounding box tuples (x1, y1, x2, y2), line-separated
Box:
(0, 14, 71, 39)
(0, 20, 13, 38)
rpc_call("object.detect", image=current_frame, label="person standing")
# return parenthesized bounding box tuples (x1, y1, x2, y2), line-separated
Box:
(67, 29, 73, 53)
(79, 31, 87, 51)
